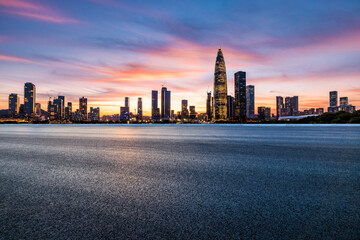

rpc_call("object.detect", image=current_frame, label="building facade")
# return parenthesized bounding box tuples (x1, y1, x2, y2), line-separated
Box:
(161, 87, 171, 119)
(246, 85, 255, 119)
(8, 93, 20, 117)
(234, 71, 246, 122)
(24, 82, 36, 117)
(213, 48, 227, 121)
(79, 97, 87, 120)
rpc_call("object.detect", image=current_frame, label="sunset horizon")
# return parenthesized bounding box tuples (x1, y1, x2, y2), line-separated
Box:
(1, 0, 359, 116)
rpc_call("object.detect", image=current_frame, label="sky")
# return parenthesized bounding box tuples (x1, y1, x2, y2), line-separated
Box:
(0, 0, 359, 115)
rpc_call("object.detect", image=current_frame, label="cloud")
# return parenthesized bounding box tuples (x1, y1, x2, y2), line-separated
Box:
(0, 0, 79, 23)
(0, 54, 43, 64)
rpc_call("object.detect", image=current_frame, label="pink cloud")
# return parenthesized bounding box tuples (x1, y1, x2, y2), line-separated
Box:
(0, 54, 36, 64)
(0, 0, 79, 23)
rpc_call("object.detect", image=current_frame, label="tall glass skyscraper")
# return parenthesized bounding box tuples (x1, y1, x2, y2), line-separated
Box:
(24, 82, 35, 117)
(234, 71, 246, 122)
(79, 97, 87, 120)
(276, 96, 283, 119)
(9, 93, 20, 117)
(329, 91, 338, 107)
(206, 91, 212, 121)
(137, 97, 143, 120)
(161, 87, 171, 119)
(151, 90, 159, 119)
(213, 48, 227, 121)
(246, 85, 255, 119)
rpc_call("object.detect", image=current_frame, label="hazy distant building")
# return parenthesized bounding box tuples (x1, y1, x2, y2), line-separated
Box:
(340, 97, 348, 106)
(246, 85, 255, 119)
(328, 91, 339, 113)
(206, 91, 212, 121)
(213, 48, 227, 121)
(161, 87, 171, 119)
(24, 82, 36, 117)
(234, 71, 246, 122)
(227, 95, 234, 120)
(35, 103, 41, 116)
(79, 97, 87, 120)
(90, 107, 100, 121)
(189, 106, 196, 119)
(276, 96, 283, 119)
(53, 97, 64, 120)
(8, 93, 20, 117)
(151, 90, 160, 119)
(181, 100, 189, 119)
(137, 97, 143, 120)
(258, 106, 271, 121)
(65, 102, 72, 120)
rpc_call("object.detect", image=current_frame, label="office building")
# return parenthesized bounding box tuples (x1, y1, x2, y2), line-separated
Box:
(340, 97, 348, 106)
(90, 107, 100, 121)
(189, 106, 196, 119)
(161, 87, 171, 119)
(151, 90, 160, 119)
(181, 100, 189, 119)
(234, 71, 246, 122)
(53, 97, 64, 120)
(227, 95, 234, 120)
(246, 85, 255, 119)
(8, 93, 20, 117)
(79, 97, 87, 120)
(65, 102, 72, 120)
(24, 82, 36, 117)
(276, 96, 283, 119)
(35, 103, 41, 116)
(206, 91, 212, 121)
(137, 97, 143, 120)
(213, 48, 227, 120)
(329, 91, 338, 107)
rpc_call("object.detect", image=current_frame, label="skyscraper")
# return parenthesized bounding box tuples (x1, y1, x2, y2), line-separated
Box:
(125, 97, 129, 108)
(79, 97, 87, 120)
(329, 91, 338, 107)
(58, 96, 65, 119)
(8, 93, 20, 117)
(276, 96, 283, 119)
(53, 97, 63, 120)
(181, 100, 188, 119)
(161, 87, 171, 119)
(340, 97, 348, 106)
(206, 91, 212, 121)
(65, 102, 72, 120)
(90, 107, 100, 121)
(213, 48, 227, 121)
(234, 71, 246, 122)
(246, 85, 255, 119)
(137, 97, 143, 120)
(24, 82, 36, 117)
(291, 96, 299, 115)
(227, 95, 234, 120)
(151, 90, 159, 119)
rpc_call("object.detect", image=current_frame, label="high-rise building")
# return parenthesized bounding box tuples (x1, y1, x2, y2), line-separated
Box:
(258, 106, 271, 121)
(181, 100, 188, 119)
(340, 97, 348, 106)
(151, 90, 160, 119)
(189, 106, 196, 119)
(246, 85, 255, 119)
(53, 97, 63, 120)
(137, 97, 143, 120)
(24, 82, 36, 117)
(291, 96, 299, 116)
(58, 96, 65, 119)
(329, 91, 338, 107)
(65, 102, 72, 120)
(8, 93, 20, 117)
(161, 87, 171, 119)
(79, 97, 87, 120)
(227, 95, 234, 120)
(47, 99, 58, 120)
(213, 48, 227, 120)
(234, 71, 246, 122)
(35, 103, 41, 116)
(90, 107, 100, 121)
(276, 96, 283, 119)
(125, 97, 129, 108)
(206, 91, 212, 121)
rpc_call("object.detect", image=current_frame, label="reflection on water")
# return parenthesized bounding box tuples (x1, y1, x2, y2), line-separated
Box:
(0, 124, 359, 239)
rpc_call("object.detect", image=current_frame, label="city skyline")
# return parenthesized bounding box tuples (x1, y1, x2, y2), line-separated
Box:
(1, 0, 360, 115)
